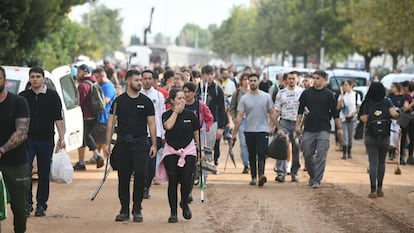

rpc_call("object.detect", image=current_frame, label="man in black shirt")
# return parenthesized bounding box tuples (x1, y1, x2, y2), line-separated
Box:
(20, 67, 66, 217)
(295, 70, 342, 189)
(105, 70, 157, 222)
(197, 65, 225, 167)
(0, 66, 31, 233)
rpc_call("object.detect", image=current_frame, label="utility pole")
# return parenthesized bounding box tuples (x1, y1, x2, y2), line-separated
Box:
(143, 7, 155, 46)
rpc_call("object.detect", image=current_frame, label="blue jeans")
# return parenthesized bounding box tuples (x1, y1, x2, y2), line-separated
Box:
(26, 138, 54, 210)
(238, 118, 249, 168)
(342, 118, 356, 146)
(244, 132, 269, 179)
(301, 131, 330, 185)
(276, 119, 300, 177)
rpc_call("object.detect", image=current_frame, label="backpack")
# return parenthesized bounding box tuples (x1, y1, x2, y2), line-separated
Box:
(366, 100, 391, 137)
(84, 80, 105, 115)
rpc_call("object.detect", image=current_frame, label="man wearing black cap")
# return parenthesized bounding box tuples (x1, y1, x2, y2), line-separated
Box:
(73, 64, 104, 170)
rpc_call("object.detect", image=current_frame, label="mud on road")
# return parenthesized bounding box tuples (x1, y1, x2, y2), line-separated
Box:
(1, 138, 414, 233)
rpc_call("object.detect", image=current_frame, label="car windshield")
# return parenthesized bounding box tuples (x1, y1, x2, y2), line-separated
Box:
(329, 76, 367, 92)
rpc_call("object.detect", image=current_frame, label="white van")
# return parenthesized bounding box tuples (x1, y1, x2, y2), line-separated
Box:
(3, 65, 84, 152)
(326, 69, 370, 98)
(381, 73, 414, 90)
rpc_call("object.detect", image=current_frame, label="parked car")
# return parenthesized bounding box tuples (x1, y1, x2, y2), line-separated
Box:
(259, 65, 315, 83)
(380, 73, 414, 90)
(3, 65, 84, 152)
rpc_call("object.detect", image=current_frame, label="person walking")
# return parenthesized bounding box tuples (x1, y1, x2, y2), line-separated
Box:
(273, 71, 304, 182)
(336, 80, 362, 159)
(229, 72, 250, 174)
(183, 82, 214, 203)
(232, 73, 280, 187)
(19, 67, 66, 217)
(156, 88, 200, 223)
(141, 69, 165, 199)
(0, 66, 31, 233)
(87, 68, 116, 161)
(359, 82, 398, 198)
(105, 70, 157, 222)
(196, 65, 225, 168)
(73, 64, 104, 170)
(295, 70, 343, 188)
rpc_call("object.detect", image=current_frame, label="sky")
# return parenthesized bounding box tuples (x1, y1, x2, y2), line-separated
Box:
(71, 0, 251, 41)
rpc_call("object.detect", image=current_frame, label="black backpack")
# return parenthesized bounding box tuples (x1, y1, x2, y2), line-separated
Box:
(366, 100, 391, 137)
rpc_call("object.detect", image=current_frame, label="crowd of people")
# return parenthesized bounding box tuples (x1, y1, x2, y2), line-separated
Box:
(0, 61, 410, 232)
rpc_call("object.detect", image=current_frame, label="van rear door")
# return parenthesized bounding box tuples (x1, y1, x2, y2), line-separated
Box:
(51, 66, 84, 152)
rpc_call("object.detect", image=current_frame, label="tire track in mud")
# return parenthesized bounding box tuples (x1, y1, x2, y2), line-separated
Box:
(308, 183, 414, 233)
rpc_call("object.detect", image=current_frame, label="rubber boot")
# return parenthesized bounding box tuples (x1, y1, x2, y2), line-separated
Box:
(342, 146, 347, 159)
(348, 145, 352, 159)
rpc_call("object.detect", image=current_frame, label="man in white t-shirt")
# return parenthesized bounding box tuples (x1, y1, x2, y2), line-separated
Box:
(273, 71, 304, 182)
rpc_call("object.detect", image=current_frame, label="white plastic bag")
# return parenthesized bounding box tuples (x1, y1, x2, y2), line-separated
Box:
(50, 149, 74, 184)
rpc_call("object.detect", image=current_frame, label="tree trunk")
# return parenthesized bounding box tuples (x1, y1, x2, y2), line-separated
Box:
(281, 50, 286, 66)
(363, 54, 373, 72)
(303, 52, 308, 68)
(292, 55, 297, 67)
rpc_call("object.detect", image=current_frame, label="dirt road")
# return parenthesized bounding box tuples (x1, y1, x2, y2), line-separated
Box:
(2, 136, 414, 233)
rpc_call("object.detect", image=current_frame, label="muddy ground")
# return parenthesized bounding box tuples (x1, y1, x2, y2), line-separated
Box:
(1, 136, 414, 233)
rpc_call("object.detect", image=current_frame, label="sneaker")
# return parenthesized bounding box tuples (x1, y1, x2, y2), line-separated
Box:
(115, 213, 129, 221)
(143, 188, 151, 199)
(25, 205, 33, 217)
(249, 178, 257, 185)
(34, 206, 46, 217)
(96, 156, 105, 169)
(368, 192, 377, 198)
(291, 175, 299, 182)
(258, 175, 267, 187)
(84, 157, 97, 165)
(275, 176, 285, 183)
(377, 190, 384, 197)
(311, 183, 320, 189)
(242, 166, 249, 174)
(73, 161, 86, 171)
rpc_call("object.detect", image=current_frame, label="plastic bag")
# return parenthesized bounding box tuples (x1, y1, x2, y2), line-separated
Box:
(50, 150, 74, 184)
(0, 171, 7, 220)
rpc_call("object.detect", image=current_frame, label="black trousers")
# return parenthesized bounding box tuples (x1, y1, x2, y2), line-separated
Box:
(116, 139, 149, 214)
(244, 132, 269, 179)
(0, 163, 31, 233)
(163, 155, 196, 211)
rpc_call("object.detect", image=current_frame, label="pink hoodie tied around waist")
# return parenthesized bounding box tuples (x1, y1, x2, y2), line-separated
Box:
(155, 140, 197, 182)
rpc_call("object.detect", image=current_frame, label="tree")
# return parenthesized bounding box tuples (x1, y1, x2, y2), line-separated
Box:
(82, 3, 123, 56)
(175, 23, 213, 49)
(213, 5, 258, 62)
(31, 18, 103, 70)
(0, 0, 88, 65)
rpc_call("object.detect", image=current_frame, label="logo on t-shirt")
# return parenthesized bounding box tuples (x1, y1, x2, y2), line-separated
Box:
(184, 119, 191, 123)
(136, 105, 144, 109)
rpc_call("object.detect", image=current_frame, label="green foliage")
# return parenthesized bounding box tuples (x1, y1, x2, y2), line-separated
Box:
(213, 5, 258, 59)
(0, 0, 87, 65)
(31, 18, 103, 70)
(176, 23, 213, 49)
(82, 3, 123, 55)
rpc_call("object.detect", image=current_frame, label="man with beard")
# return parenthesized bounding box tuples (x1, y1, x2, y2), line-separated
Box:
(105, 70, 157, 222)
(232, 73, 279, 187)
(0, 66, 31, 233)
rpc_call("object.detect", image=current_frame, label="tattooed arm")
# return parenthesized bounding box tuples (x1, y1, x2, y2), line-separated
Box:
(0, 117, 30, 155)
